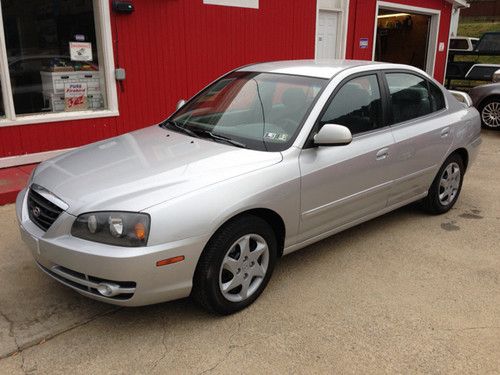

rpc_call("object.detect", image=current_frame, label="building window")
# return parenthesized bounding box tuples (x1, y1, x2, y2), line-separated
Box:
(203, 0, 259, 9)
(0, 0, 117, 126)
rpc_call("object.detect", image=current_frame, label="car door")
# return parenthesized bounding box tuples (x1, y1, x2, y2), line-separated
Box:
(383, 71, 453, 206)
(298, 73, 395, 241)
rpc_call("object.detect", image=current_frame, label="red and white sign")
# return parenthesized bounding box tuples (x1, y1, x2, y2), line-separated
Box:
(64, 83, 88, 111)
(69, 42, 93, 61)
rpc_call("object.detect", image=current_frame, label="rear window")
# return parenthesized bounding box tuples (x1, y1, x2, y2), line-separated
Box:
(449, 39, 469, 50)
(477, 33, 500, 53)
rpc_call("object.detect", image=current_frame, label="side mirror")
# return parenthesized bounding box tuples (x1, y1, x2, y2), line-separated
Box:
(449, 90, 473, 108)
(176, 99, 187, 110)
(313, 124, 352, 146)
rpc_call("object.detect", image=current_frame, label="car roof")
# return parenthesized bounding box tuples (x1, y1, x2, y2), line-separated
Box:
(238, 59, 418, 79)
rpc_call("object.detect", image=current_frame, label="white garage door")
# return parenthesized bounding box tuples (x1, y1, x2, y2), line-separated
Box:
(316, 10, 339, 59)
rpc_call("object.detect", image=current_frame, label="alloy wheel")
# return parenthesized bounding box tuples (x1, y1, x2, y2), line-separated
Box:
(218, 234, 269, 303)
(438, 162, 461, 206)
(482, 101, 500, 128)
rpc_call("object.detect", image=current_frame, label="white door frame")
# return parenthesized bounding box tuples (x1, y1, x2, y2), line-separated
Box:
(373, 1, 440, 76)
(315, 0, 350, 59)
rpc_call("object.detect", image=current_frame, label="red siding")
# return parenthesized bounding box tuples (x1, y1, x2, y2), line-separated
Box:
(346, 0, 452, 83)
(0, 0, 316, 158)
(1, 0, 453, 160)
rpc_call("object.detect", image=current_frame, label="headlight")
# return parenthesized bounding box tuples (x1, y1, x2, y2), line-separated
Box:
(71, 212, 150, 247)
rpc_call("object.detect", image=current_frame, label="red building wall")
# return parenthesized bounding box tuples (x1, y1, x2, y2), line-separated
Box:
(0, 0, 316, 159)
(0, 0, 453, 160)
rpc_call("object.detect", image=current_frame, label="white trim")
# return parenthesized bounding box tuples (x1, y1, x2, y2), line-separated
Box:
(0, 5, 16, 121)
(203, 0, 258, 9)
(0, 109, 119, 127)
(0, 147, 76, 169)
(373, 1, 441, 77)
(0, 0, 118, 128)
(315, 0, 349, 59)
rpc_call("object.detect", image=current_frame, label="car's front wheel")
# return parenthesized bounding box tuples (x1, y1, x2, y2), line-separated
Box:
(192, 215, 277, 315)
(421, 153, 464, 214)
(479, 97, 500, 130)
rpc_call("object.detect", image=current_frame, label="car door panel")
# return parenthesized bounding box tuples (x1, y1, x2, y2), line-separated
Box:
(299, 127, 394, 242)
(383, 72, 453, 206)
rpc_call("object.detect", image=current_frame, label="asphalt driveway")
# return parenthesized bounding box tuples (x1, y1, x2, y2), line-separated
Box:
(0, 131, 499, 374)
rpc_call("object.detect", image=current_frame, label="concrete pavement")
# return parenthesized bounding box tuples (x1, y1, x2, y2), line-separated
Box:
(0, 131, 499, 374)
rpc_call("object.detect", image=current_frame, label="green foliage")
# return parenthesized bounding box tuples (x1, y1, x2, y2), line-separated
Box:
(457, 21, 500, 38)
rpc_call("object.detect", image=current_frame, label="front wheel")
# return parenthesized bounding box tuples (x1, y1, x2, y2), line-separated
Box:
(192, 215, 277, 315)
(479, 97, 500, 130)
(421, 153, 464, 214)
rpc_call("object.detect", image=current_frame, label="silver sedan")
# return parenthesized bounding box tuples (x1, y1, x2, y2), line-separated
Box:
(16, 60, 481, 314)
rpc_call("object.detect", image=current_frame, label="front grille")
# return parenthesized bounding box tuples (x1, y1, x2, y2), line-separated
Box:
(37, 262, 136, 300)
(27, 188, 64, 231)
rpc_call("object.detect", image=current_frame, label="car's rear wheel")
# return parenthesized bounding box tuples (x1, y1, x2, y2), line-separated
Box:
(192, 215, 277, 315)
(479, 97, 500, 130)
(421, 153, 464, 214)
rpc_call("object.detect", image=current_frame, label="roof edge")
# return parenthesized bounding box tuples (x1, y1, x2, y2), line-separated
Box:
(446, 0, 469, 9)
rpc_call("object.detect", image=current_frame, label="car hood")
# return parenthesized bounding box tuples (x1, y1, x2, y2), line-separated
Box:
(31, 126, 283, 215)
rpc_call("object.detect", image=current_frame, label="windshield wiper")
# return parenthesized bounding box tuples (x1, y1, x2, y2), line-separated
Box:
(161, 120, 199, 139)
(193, 129, 247, 149)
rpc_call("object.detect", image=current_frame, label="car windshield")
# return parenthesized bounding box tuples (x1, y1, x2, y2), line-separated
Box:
(165, 71, 328, 151)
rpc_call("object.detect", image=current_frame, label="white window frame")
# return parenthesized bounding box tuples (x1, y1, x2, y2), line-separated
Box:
(315, 0, 350, 59)
(0, 0, 118, 128)
(373, 1, 441, 77)
(203, 0, 259, 9)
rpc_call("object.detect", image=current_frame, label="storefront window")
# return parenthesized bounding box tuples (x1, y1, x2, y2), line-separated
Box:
(1, 0, 106, 116)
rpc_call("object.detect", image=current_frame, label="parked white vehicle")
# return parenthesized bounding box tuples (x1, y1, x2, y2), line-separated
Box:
(449, 36, 479, 51)
(16, 60, 481, 314)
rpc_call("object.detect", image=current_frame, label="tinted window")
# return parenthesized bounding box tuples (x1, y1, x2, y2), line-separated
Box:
(386, 73, 436, 124)
(428, 81, 445, 112)
(319, 75, 383, 135)
(477, 33, 500, 53)
(449, 39, 469, 50)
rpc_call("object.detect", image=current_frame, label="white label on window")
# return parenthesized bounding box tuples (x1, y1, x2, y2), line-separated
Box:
(69, 42, 93, 61)
(65, 83, 88, 111)
(203, 0, 258, 9)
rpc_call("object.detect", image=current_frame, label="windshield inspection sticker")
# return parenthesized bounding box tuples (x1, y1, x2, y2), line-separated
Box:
(264, 132, 288, 141)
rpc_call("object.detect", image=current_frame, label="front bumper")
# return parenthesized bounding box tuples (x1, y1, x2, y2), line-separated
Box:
(16, 188, 208, 306)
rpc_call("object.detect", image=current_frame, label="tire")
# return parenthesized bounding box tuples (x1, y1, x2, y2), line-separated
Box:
(479, 97, 500, 130)
(421, 153, 464, 214)
(192, 214, 277, 315)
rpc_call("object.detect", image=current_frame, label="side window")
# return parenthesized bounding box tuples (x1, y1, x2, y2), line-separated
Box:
(428, 81, 445, 112)
(319, 74, 383, 135)
(386, 73, 434, 124)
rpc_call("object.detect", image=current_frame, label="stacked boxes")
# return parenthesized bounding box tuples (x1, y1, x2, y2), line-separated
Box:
(41, 71, 104, 112)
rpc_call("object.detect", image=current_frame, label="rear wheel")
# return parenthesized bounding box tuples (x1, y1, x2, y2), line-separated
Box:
(192, 215, 277, 315)
(421, 153, 464, 214)
(479, 97, 500, 130)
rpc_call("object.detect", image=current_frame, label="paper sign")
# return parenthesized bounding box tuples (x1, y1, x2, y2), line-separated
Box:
(69, 42, 93, 61)
(64, 83, 88, 111)
(359, 38, 369, 49)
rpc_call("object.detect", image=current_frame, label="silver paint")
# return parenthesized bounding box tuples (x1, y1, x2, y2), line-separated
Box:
(16, 60, 482, 306)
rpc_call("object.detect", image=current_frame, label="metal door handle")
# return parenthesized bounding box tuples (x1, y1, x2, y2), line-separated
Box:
(376, 147, 389, 160)
(441, 127, 450, 138)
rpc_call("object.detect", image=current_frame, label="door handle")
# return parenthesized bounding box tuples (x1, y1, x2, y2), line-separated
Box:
(441, 127, 450, 138)
(376, 147, 389, 160)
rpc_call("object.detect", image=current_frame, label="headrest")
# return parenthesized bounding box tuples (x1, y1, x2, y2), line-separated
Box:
(392, 87, 428, 101)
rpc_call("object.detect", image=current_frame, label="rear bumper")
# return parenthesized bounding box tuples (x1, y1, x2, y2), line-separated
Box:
(16, 188, 208, 306)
